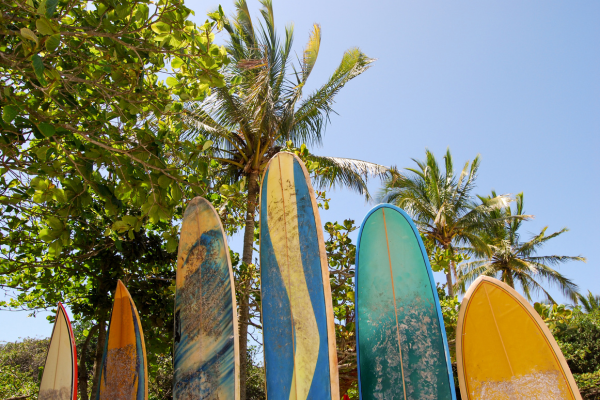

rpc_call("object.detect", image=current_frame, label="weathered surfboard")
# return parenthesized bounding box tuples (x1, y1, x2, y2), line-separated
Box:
(173, 196, 239, 399)
(355, 204, 456, 400)
(456, 276, 582, 400)
(260, 152, 340, 399)
(39, 302, 78, 400)
(97, 280, 148, 400)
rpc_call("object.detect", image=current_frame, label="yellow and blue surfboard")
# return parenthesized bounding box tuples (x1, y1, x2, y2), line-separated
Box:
(260, 152, 339, 400)
(97, 280, 147, 400)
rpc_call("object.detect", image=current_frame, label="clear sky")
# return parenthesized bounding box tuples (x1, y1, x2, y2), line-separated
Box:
(2, 0, 598, 342)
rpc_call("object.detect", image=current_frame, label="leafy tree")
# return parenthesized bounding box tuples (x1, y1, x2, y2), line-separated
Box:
(1, 0, 229, 228)
(184, 1, 387, 393)
(458, 192, 585, 302)
(536, 306, 600, 399)
(0, 337, 48, 399)
(378, 148, 511, 296)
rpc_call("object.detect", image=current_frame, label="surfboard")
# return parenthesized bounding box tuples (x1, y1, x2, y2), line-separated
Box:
(260, 152, 340, 399)
(97, 280, 148, 400)
(173, 196, 239, 399)
(456, 276, 582, 400)
(355, 204, 456, 400)
(39, 302, 78, 400)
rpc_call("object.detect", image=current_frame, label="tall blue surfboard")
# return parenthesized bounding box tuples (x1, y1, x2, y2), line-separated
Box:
(260, 152, 340, 399)
(355, 204, 456, 400)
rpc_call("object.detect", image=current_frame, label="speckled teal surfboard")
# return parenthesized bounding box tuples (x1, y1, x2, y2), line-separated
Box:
(355, 204, 456, 400)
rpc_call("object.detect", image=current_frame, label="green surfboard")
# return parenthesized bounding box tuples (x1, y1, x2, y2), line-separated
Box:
(355, 204, 456, 400)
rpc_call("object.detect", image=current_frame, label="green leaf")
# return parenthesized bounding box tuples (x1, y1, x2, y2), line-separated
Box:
(151, 22, 171, 34)
(47, 216, 63, 230)
(158, 175, 172, 188)
(166, 237, 178, 253)
(2, 106, 18, 123)
(45, 34, 60, 52)
(45, 0, 58, 17)
(37, 122, 55, 137)
(48, 239, 63, 257)
(171, 57, 184, 69)
(32, 55, 46, 84)
(166, 77, 178, 87)
(202, 140, 213, 151)
(20, 28, 38, 44)
(36, 18, 56, 35)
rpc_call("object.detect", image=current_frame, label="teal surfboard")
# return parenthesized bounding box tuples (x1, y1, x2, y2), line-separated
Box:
(355, 204, 456, 400)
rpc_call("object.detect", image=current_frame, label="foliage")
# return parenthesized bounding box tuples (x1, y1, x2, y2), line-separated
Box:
(574, 370, 600, 400)
(534, 302, 573, 333)
(246, 346, 266, 400)
(325, 219, 358, 395)
(0, 337, 47, 398)
(436, 284, 460, 359)
(378, 148, 511, 296)
(578, 291, 600, 314)
(458, 192, 584, 302)
(552, 309, 600, 375)
(0, 0, 228, 235)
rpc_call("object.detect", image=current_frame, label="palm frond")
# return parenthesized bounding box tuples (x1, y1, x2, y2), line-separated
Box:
(306, 155, 389, 199)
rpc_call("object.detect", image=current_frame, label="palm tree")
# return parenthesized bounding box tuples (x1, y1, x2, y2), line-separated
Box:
(457, 192, 585, 303)
(378, 148, 511, 297)
(577, 291, 600, 313)
(183, 1, 388, 395)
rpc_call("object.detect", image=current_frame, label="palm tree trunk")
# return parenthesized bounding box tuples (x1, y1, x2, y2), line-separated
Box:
(239, 170, 259, 400)
(446, 270, 454, 297)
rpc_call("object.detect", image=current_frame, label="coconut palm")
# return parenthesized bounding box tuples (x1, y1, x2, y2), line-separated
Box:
(577, 291, 600, 313)
(457, 192, 585, 303)
(183, 1, 388, 395)
(378, 148, 512, 297)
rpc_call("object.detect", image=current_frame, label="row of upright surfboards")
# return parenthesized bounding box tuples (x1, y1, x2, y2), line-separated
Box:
(38, 152, 582, 399)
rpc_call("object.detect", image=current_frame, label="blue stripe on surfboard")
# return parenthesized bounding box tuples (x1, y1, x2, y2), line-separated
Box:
(130, 300, 145, 399)
(292, 158, 332, 398)
(355, 204, 456, 400)
(261, 168, 295, 398)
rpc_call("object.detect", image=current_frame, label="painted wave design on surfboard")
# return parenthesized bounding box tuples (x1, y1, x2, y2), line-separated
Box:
(356, 204, 455, 400)
(39, 303, 77, 400)
(97, 280, 147, 400)
(457, 276, 582, 400)
(173, 197, 238, 399)
(260, 152, 337, 400)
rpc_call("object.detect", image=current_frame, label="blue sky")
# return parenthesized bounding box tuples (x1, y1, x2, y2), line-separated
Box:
(2, 0, 598, 342)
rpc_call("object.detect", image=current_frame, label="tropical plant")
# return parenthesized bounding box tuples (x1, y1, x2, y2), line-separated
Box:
(378, 148, 511, 296)
(578, 291, 600, 313)
(185, 1, 387, 394)
(457, 192, 585, 302)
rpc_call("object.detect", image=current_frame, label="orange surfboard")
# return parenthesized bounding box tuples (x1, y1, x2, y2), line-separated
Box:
(39, 302, 78, 400)
(97, 280, 148, 399)
(457, 276, 582, 399)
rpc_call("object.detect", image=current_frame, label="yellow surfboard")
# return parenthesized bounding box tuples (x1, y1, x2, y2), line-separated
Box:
(97, 280, 148, 400)
(456, 276, 582, 400)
